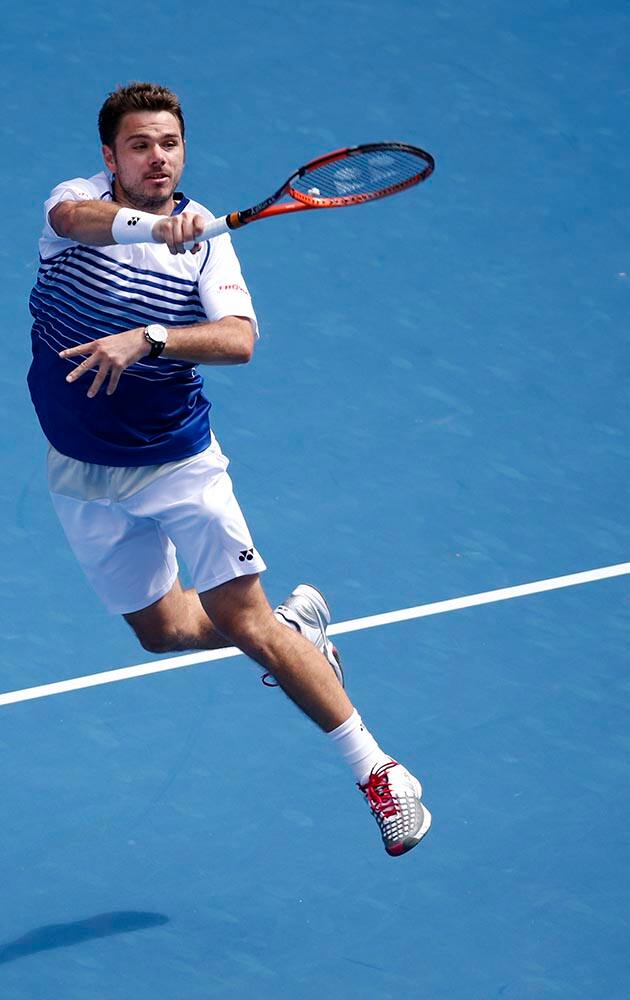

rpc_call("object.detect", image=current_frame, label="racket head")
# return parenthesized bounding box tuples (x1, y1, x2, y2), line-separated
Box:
(286, 142, 435, 208)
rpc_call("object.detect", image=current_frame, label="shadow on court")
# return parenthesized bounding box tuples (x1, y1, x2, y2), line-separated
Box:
(0, 911, 169, 964)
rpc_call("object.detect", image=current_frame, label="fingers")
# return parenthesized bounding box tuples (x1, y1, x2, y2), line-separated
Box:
(87, 362, 112, 399)
(64, 355, 121, 398)
(64, 353, 97, 385)
(107, 366, 122, 396)
(60, 344, 120, 397)
(62, 353, 111, 398)
(155, 213, 207, 254)
(59, 328, 147, 396)
(59, 341, 98, 360)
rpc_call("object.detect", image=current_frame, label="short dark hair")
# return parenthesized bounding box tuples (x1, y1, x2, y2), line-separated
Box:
(98, 82, 185, 147)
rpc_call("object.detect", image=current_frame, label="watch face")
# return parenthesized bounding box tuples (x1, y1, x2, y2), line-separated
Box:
(146, 324, 168, 344)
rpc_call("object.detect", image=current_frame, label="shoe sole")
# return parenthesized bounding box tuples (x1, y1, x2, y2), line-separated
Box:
(386, 805, 433, 857)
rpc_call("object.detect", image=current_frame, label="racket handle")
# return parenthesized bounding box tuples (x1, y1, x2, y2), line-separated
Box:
(183, 215, 230, 249)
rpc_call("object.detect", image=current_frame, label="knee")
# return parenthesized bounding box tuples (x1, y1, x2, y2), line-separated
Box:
(135, 627, 183, 655)
(200, 576, 276, 649)
(211, 605, 275, 650)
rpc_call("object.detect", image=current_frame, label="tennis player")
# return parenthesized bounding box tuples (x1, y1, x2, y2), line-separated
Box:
(27, 82, 431, 856)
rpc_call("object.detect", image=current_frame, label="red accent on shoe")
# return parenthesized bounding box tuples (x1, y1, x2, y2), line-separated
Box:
(386, 842, 406, 857)
(359, 760, 401, 818)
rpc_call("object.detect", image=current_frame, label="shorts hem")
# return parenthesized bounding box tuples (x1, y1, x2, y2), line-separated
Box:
(106, 568, 179, 616)
(195, 560, 267, 596)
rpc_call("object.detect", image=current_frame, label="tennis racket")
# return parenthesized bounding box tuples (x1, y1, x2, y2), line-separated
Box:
(186, 142, 434, 246)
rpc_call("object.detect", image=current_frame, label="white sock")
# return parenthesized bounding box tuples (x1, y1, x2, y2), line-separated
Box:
(328, 710, 393, 786)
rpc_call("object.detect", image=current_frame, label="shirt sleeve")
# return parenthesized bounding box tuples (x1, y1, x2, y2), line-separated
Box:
(40, 176, 105, 257)
(197, 232, 259, 338)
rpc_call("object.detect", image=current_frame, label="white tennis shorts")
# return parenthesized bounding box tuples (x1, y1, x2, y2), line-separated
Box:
(47, 436, 266, 615)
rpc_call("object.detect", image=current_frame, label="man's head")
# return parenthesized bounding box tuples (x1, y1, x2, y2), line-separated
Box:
(99, 83, 187, 211)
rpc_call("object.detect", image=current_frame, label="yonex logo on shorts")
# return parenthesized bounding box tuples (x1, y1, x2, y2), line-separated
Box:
(239, 548, 255, 562)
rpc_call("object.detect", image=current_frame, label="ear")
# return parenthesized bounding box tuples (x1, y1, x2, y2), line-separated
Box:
(102, 144, 116, 174)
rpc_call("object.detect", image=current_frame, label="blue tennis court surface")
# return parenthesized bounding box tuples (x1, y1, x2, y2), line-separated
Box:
(2, 1, 630, 997)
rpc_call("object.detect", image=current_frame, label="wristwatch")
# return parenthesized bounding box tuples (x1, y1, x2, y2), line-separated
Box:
(144, 323, 169, 359)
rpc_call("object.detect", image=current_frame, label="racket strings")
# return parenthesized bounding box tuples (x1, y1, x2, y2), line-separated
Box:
(290, 147, 429, 202)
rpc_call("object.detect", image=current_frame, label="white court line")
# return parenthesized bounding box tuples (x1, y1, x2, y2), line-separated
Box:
(1, 561, 629, 709)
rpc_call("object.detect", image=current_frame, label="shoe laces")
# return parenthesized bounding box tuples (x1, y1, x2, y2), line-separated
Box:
(360, 761, 400, 819)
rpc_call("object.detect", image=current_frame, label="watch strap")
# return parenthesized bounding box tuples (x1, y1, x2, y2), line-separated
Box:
(147, 339, 165, 359)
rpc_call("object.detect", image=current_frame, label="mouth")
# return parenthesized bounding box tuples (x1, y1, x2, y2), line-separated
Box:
(145, 174, 170, 183)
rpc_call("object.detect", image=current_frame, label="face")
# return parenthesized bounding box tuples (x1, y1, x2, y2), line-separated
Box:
(102, 110, 185, 211)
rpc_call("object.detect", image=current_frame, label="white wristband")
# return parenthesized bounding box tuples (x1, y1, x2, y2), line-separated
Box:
(111, 207, 167, 245)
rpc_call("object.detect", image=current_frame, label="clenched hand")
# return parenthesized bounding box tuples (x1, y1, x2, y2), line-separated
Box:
(153, 211, 207, 254)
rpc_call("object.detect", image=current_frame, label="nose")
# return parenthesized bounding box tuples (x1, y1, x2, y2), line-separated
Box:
(149, 144, 166, 164)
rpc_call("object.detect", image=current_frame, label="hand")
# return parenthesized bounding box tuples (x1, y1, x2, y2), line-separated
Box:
(59, 328, 148, 397)
(153, 211, 207, 255)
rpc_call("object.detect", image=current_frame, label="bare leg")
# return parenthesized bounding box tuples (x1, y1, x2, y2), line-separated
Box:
(124, 573, 352, 732)
(124, 577, 228, 654)
(125, 574, 429, 854)
(200, 574, 353, 732)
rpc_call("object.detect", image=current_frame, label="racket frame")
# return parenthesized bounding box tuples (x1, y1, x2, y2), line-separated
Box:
(228, 141, 435, 229)
(188, 141, 435, 245)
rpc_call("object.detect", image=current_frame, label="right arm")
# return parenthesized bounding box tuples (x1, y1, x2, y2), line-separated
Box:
(49, 200, 208, 255)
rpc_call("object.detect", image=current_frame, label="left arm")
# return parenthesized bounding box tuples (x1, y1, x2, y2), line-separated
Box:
(162, 316, 254, 365)
(59, 317, 255, 398)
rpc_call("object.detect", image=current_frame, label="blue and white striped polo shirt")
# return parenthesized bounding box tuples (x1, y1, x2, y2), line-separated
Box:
(28, 172, 258, 467)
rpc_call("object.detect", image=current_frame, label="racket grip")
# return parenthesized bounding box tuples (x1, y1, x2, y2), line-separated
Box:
(183, 215, 230, 249)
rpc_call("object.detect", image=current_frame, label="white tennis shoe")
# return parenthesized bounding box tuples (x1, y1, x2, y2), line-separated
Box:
(268, 583, 344, 688)
(359, 760, 432, 856)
